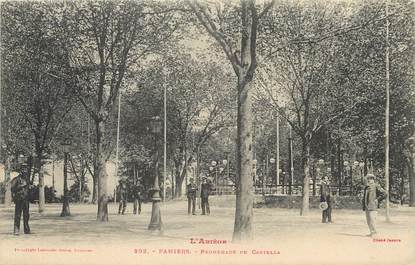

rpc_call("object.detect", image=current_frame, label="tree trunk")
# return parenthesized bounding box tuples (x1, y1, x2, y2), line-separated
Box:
(96, 120, 109, 221)
(409, 153, 415, 207)
(38, 164, 45, 213)
(92, 174, 98, 204)
(4, 155, 12, 206)
(329, 136, 335, 179)
(300, 140, 311, 216)
(61, 152, 71, 217)
(337, 138, 342, 195)
(363, 146, 368, 176)
(384, 0, 391, 221)
(175, 166, 186, 198)
(399, 170, 404, 205)
(232, 78, 254, 242)
(175, 176, 182, 198)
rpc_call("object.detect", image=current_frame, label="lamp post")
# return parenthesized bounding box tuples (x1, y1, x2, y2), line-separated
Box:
(269, 157, 275, 192)
(148, 116, 163, 233)
(317, 158, 325, 189)
(281, 171, 286, 194)
(3, 144, 12, 205)
(358, 161, 365, 185)
(327, 166, 331, 183)
(343, 161, 350, 195)
(61, 138, 71, 217)
(219, 166, 224, 195)
(223, 157, 229, 195)
(51, 154, 57, 191)
(262, 159, 266, 196)
(288, 125, 294, 195)
(211, 160, 218, 194)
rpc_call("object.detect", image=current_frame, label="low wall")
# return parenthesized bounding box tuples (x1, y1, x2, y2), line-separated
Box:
(201, 194, 365, 209)
(257, 195, 363, 209)
(191, 195, 365, 209)
(177, 195, 364, 209)
(173, 194, 395, 210)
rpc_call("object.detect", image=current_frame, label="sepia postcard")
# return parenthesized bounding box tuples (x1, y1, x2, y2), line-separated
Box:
(0, 0, 414, 265)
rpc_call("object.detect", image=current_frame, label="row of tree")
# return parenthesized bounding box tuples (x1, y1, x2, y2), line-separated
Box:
(1, 0, 414, 242)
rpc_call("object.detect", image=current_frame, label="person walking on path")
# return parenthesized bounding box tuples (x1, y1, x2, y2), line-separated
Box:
(320, 176, 334, 223)
(362, 174, 387, 237)
(133, 181, 142, 215)
(186, 178, 197, 215)
(117, 179, 128, 215)
(10, 164, 33, 235)
(200, 177, 211, 215)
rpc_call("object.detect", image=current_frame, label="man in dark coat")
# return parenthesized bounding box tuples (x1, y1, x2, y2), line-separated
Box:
(186, 178, 197, 215)
(200, 177, 211, 215)
(117, 180, 128, 215)
(362, 174, 387, 237)
(320, 176, 334, 223)
(10, 165, 32, 235)
(132, 181, 142, 215)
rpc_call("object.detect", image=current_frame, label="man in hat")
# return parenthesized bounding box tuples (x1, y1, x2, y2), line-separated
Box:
(320, 176, 334, 223)
(362, 174, 387, 237)
(132, 181, 142, 215)
(200, 177, 211, 215)
(186, 178, 197, 215)
(117, 179, 128, 215)
(10, 164, 32, 235)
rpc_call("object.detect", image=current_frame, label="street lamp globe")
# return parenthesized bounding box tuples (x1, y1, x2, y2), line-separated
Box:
(18, 154, 26, 164)
(269, 158, 275, 164)
(61, 138, 72, 153)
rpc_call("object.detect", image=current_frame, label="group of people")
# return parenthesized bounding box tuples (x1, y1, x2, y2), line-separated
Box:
(319, 174, 387, 237)
(186, 177, 212, 215)
(9, 162, 388, 238)
(116, 179, 142, 215)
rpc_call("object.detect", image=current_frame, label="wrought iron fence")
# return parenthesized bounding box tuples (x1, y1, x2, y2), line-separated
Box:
(209, 183, 363, 196)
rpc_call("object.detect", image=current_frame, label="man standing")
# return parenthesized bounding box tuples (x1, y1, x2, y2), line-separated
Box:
(320, 176, 333, 223)
(117, 179, 128, 215)
(200, 177, 211, 215)
(133, 181, 142, 215)
(186, 178, 197, 215)
(10, 165, 32, 235)
(362, 174, 387, 237)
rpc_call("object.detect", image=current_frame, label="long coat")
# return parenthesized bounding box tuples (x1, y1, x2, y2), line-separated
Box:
(186, 183, 197, 199)
(320, 181, 334, 203)
(200, 183, 211, 198)
(362, 183, 387, 211)
(10, 175, 30, 202)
